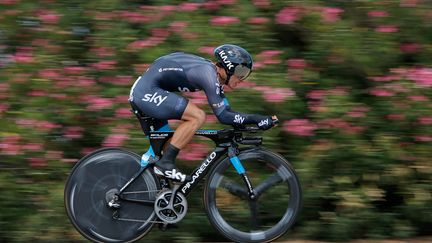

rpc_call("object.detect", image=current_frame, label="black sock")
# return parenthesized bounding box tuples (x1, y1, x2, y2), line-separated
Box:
(161, 144, 180, 163)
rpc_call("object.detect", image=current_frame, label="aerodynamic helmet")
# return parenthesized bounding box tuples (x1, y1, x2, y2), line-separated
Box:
(214, 44, 253, 83)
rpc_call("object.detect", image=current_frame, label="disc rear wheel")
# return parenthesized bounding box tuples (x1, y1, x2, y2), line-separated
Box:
(64, 148, 160, 243)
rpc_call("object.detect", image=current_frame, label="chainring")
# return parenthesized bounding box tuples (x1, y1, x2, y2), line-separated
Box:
(154, 189, 188, 224)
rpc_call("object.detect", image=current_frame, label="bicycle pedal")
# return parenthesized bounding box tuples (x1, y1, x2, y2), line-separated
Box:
(158, 223, 178, 231)
(167, 223, 179, 229)
(158, 223, 169, 231)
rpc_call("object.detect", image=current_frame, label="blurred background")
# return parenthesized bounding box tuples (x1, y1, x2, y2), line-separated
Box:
(1, 0, 432, 242)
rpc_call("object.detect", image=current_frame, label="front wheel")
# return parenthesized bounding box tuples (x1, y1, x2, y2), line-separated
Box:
(204, 148, 302, 243)
(64, 148, 160, 243)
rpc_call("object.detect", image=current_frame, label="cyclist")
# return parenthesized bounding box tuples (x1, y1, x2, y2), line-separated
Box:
(129, 44, 277, 182)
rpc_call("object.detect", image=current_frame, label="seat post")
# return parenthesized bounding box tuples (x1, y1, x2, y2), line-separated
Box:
(130, 103, 157, 134)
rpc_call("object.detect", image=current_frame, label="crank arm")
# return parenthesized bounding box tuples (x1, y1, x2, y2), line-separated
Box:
(168, 184, 181, 208)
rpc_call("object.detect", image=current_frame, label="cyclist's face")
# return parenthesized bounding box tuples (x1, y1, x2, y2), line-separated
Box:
(227, 75, 242, 89)
(216, 64, 229, 83)
(215, 63, 244, 89)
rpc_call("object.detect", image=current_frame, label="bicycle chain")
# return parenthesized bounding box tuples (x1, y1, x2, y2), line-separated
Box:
(115, 216, 165, 224)
(121, 189, 161, 195)
(111, 189, 169, 224)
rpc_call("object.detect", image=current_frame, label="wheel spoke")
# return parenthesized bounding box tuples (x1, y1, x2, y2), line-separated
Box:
(254, 172, 282, 197)
(249, 200, 260, 230)
(219, 177, 249, 198)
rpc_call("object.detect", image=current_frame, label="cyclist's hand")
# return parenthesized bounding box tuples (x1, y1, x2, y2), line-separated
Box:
(272, 115, 279, 126)
(257, 116, 275, 130)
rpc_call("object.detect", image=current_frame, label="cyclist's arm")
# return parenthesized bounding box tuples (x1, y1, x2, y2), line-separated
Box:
(189, 64, 273, 127)
(212, 93, 266, 126)
(201, 77, 268, 126)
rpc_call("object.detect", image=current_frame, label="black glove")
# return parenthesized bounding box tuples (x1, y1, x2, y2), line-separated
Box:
(256, 116, 274, 130)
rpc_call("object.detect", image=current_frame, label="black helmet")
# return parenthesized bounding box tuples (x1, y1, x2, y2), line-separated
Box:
(214, 44, 253, 83)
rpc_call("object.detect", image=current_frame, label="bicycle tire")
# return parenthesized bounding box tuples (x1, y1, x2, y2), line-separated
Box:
(64, 148, 160, 243)
(203, 148, 302, 243)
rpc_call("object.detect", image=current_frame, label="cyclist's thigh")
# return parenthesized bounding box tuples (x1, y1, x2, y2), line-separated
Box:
(132, 87, 189, 120)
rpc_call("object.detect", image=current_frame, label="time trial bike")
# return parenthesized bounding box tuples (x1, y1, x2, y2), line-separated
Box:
(64, 112, 302, 243)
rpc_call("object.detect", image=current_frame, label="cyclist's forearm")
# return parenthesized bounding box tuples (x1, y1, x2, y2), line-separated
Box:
(215, 108, 266, 125)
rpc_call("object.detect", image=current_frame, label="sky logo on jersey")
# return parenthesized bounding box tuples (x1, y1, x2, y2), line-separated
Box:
(142, 92, 168, 106)
(234, 114, 245, 124)
(218, 50, 234, 70)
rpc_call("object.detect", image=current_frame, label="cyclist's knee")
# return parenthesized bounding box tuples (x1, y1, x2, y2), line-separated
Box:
(189, 108, 206, 128)
(195, 109, 206, 126)
(182, 103, 206, 128)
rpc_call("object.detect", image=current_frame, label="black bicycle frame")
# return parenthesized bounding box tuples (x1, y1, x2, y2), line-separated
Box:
(179, 146, 226, 195)
(118, 129, 252, 203)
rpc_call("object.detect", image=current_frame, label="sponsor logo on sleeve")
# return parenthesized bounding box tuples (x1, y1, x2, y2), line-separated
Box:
(212, 101, 224, 108)
(234, 114, 245, 124)
(215, 82, 220, 95)
(158, 67, 184, 72)
(258, 119, 269, 127)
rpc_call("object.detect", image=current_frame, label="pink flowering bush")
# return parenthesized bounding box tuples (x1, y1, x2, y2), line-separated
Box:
(1, 0, 432, 242)
(276, 7, 302, 24)
(283, 119, 317, 136)
(210, 16, 240, 26)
